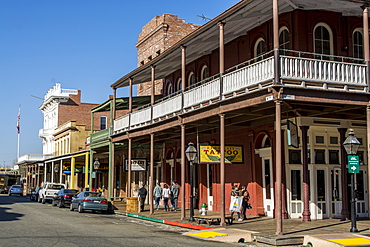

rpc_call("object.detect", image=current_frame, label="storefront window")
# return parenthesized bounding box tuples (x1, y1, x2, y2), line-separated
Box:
(291, 170, 301, 200)
(317, 170, 326, 201)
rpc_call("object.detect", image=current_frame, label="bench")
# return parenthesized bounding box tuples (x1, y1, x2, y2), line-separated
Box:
(194, 215, 234, 226)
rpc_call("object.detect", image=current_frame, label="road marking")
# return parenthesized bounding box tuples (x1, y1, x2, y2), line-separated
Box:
(188, 231, 227, 238)
(326, 238, 370, 245)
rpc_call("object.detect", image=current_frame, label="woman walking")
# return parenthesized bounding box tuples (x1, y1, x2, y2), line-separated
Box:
(162, 184, 171, 211)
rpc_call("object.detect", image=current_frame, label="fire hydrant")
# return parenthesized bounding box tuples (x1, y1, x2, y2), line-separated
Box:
(200, 203, 208, 216)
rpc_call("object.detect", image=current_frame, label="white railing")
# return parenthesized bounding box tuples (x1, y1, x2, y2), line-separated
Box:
(223, 57, 274, 94)
(114, 115, 129, 132)
(281, 56, 366, 85)
(130, 107, 151, 126)
(113, 52, 369, 135)
(153, 94, 182, 119)
(184, 78, 221, 108)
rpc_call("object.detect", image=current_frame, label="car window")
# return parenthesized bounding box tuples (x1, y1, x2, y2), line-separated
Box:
(87, 192, 101, 197)
(12, 185, 21, 188)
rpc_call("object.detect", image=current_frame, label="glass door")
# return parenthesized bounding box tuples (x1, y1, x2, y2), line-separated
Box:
(317, 169, 328, 219)
(330, 168, 342, 218)
(262, 158, 274, 217)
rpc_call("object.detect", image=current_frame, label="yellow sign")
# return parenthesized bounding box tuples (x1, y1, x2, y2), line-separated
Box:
(199, 145, 243, 164)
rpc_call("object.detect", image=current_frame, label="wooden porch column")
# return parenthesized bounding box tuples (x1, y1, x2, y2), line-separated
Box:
(51, 161, 54, 183)
(37, 164, 40, 187)
(150, 133, 155, 215)
(85, 152, 89, 189)
(275, 100, 283, 235)
(44, 163, 47, 184)
(151, 65, 155, 104)
(300, 126, 311, 221)
(338, 128, 349, 220)
(218, 22, 225, 74)
(220, 113, 226, 226)
(71, 157, 76, 189)
(89, 150, 93, 191)
(363, 6, 370, 91)
(367, 105, 370, 220)
(128, 138, 132, 197)
(108, 142, 113, 198)
(181, 124, 186, 220)
(181, 46, 186, 92)
(273, 0, 281, 85)
(129, 78, 133, 113)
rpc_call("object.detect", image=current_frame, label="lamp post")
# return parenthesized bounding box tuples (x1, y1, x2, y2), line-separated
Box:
(93, 158, 100, 190)
(185, 142, 197, 222)
(342, 129, 361, 233)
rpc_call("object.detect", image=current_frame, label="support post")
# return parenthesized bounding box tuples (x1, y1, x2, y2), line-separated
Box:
(71, 157, 76, 189)
(220, 114, 226, 226)
(339, 128, 349, 220)
(85, 152, 89, 189)
(275, 100, 283, 235)
(128, 138, 132, 197)
(150, 133, 155, 215)
(181, 124, 186, 220)
(300, 126, 311, 221)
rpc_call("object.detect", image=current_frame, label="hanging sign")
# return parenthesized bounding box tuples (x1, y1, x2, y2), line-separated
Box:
(199, 145, 243, 164)
(348, 155, 360, 174)
(287, 120, 299, 148)
(125, 159, 147, 171)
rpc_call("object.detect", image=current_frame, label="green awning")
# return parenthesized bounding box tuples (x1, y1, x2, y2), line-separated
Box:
(91, 95, 161, 113)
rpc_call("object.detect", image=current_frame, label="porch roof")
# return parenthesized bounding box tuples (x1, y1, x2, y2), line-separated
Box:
(111, 0, 367, 89)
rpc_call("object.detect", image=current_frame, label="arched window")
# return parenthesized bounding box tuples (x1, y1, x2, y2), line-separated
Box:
(200, 65, 209, 81)
(188, 72, 195, 87)
(314, 23, 333, 58)
(353, 28, 364, 59)
(177, 78, 182, 92)
(262, 135, 271, 148)
(167, 82, 173, 96)
(254, 38, 266, 58)
(279, 27, 290, 55)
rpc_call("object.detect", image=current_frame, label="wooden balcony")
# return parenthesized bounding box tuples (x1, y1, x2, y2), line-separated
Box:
(113, 51, 367, 135)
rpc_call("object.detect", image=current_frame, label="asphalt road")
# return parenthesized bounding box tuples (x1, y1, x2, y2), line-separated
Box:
(0, 194, 232, 247)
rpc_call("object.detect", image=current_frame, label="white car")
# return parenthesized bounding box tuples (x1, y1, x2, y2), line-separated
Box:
(38, 183, 66, 204)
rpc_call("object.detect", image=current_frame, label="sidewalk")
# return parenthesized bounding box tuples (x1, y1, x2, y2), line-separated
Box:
(111, 202, 370, 245)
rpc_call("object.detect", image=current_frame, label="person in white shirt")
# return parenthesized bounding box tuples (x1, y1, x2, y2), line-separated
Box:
(162, 184, 171, 211)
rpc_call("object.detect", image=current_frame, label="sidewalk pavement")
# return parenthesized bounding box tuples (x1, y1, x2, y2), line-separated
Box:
(111, 202, 370, 245)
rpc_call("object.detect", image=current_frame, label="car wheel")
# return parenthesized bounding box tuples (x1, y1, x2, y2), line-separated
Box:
(78, 204, 84, 213)
(52, 199, 57, 206)
(58, 201, 63, 208)
(70, 203, 74, 211)
(42, 197, 46, 204)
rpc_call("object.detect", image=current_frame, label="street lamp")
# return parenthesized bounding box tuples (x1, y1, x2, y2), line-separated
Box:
(93, 158, 100, 190)
(342, 129, 361, 233)
(185, 142, 197, 222)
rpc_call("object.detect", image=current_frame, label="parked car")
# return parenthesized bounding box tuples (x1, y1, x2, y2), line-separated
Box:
(8, 185, 23, 196)
(52, 189, 79, 208)
(38, 182, 66, 204)
(70, 192, 108, 213)
(30, 186, 42, 201)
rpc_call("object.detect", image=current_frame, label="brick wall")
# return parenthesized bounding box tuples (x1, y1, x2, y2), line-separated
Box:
(136, 14, 199, 96)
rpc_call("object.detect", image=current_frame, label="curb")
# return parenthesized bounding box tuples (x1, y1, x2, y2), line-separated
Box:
(121, 212, 213, 230)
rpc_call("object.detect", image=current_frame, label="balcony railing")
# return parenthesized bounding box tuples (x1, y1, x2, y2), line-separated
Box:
(113, 51, 367, 134)
(90, 127, 111, 144)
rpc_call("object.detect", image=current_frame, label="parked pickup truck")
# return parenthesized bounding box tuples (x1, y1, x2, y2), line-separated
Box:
(38, 183, 66, 204)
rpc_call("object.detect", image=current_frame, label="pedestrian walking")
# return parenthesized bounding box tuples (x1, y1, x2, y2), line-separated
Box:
(229, 185, 243, 221)
(153, 183, 162, 210)
(162, 184, 171, 211)
(170, 180, 179, 211)
(138, 184, 147, 212)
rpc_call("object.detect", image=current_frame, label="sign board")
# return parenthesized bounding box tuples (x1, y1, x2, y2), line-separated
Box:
(125, 159, 147, 172)
(287, 120, 299, 148)
(348, 155, 360, 173)
(199, 145, 243, 164)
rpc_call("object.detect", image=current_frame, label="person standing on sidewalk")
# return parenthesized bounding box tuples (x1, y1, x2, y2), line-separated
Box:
(153, 183, 162, 210)
(240, 185, 250, 220)
(138, 184, 147, 212)
(162, 184, 171, 211)
(170, 180, 179, 211)
(230, 185, 243, 221)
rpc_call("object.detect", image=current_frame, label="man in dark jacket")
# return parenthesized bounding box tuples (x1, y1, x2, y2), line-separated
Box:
(170, 180, 179, 211)
(138, 185, 147, 211)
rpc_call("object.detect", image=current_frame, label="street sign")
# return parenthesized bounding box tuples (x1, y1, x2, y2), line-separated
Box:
(348, 155, 360, 174)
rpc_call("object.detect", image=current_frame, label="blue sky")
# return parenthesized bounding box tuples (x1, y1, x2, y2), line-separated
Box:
(0, 0, 238, 167)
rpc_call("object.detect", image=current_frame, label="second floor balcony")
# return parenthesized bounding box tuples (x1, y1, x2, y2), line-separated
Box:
(113, 51, 368, 135)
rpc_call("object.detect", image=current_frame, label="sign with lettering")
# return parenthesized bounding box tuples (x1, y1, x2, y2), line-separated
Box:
(125, 159, 147, 172)
(199, 145, 243, 164)
(287, 120, 299, 148)
(348, 155, 360, 174)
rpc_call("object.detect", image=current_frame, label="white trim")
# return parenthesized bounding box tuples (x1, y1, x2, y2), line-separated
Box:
(313, 22, 333, 55)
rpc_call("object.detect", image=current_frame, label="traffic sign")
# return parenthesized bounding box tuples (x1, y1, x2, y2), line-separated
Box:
(348, 155, 360, 173)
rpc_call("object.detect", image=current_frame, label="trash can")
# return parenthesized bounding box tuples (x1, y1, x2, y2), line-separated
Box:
(126, 197, 138, 212)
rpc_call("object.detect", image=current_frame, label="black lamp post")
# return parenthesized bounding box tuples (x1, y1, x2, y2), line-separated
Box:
(185, 142, 197, 222)
(342, 129, 361, 233)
